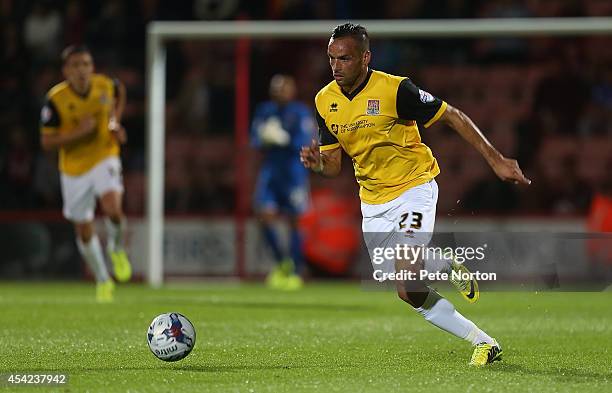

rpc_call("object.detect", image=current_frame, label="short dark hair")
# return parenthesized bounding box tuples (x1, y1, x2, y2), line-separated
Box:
(331, 23, 369, 52)
(61, 45, 91, 64)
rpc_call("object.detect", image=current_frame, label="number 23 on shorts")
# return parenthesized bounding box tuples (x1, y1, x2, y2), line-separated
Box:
(399, 211, 423, 230)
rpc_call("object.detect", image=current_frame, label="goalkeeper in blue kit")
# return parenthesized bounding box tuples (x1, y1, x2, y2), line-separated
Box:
(251, 75, 316, 290)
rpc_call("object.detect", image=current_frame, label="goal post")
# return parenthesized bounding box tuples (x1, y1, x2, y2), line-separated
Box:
(145, 17, 612, 287)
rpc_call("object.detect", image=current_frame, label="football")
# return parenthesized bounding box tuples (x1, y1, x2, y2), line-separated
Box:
(147, 312, 196, 362)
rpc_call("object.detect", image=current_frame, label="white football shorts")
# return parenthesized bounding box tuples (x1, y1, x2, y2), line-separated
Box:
(60, 156, 124, 223)
(361, 179, 438, 274)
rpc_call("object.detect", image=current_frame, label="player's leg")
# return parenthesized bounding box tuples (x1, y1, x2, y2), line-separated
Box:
(258, 207, 294, 289)
(99, 190, 131, 282)
(394, 257, 430, 307)
(260, 209, 295, 289)
(258, 209, 285, 264)
(284, 215, 304, 290)
(94, 157, 131, 282)
(366, 180, 500, 364)
(417, 243, 481, 303)
(288, 216, 304, 273)
(74, 221, 114, 302)
(61, 172, 113, 302)
(394, 257, 500, 365)
(399, 277, 502, 365)
(395, 265, 496, 349)
(408, 182, 479, 303)
(404, 181, 499, 364)
(281, 185, 309, 290)
(100, 190, 126, 253)
(254, 175, 291, 288)
(255, 171, 285, 262)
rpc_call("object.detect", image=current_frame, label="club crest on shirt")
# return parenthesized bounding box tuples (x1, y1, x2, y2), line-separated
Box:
(366, 99, 380, 115)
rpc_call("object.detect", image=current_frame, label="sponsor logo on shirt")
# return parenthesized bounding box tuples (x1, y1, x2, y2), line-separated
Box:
(329, 102, 338, 112)
(333, 120, 375, 134)
(418, 89, 435, 103)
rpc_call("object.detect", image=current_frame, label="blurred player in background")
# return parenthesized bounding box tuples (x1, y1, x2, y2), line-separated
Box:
(301, 23, 530, 365)
(252, 74, 315, 290)
(40, 45, 132, 302)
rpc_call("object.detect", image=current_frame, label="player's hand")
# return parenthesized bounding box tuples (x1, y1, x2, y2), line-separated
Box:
(259, 117, 290, 146)
(109, 118, 127, 144)
(300, 139, 321, 170)
(491, 156, 531, 185)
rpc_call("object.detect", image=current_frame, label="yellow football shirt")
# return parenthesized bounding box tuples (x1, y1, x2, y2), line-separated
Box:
(315, 69, 447, 204)
(40, 74, 119, 176)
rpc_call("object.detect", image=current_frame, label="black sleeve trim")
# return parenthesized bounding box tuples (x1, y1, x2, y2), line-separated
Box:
(41, 99, 61, 128)
(396, 78, 444, 125)
(317, 110, 338, 146)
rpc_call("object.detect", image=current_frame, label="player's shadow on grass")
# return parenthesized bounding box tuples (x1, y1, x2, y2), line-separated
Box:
(490, 363, 612, 382)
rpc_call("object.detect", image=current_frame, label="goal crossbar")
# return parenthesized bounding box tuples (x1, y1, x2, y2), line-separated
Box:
(146, 17, 612, 287)
(149, 18, 612, 39)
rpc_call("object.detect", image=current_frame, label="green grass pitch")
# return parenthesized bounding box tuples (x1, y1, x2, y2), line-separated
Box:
(1, 282, 610, 392)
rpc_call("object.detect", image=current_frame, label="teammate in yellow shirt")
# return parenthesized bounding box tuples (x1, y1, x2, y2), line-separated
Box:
(301, 23, 530, 366)
(40, 45, 132, 302)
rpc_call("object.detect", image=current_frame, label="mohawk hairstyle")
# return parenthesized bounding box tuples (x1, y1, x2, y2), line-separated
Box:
(61, 45, 91, 64)
(331, 23, 370, 52)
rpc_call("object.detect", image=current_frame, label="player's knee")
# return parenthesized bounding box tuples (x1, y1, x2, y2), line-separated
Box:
(101, 202, 123, 221)
(75, 223, 94, 243)
(397, 286, 430, 308)
(397, 287, 418, 305)
(397, 290, 411, 304)
(79, 233, 93, 243)
(100, 192, 123, 218)
(106, 210, 123, 223)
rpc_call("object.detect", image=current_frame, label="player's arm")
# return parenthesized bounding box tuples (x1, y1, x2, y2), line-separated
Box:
(109, 78, 127, 144)
(396, 78, 530, 185)
(40, 100, 96, 151)
(300, 109, 341, 177)
(111, 78, 126, 123)
(300, 140, 342, 177)
(439, 105, 531, 185)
